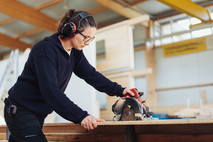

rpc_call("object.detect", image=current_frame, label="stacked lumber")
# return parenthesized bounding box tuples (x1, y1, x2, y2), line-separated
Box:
(169, 106, 213, 119)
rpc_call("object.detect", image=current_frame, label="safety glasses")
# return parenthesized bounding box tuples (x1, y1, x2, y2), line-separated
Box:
(76, 30, 95, 44)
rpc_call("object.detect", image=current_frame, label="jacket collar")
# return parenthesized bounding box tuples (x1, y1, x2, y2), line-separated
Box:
(47, 33, 65, 51)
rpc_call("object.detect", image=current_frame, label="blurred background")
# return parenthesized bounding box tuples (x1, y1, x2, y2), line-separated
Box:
(0, 0, 213, 124)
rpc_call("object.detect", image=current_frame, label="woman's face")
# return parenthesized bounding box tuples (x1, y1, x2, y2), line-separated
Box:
(70, 26, 97, 50)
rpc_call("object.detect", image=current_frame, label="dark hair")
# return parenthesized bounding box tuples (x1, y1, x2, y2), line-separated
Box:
(57, 9, 97, 39)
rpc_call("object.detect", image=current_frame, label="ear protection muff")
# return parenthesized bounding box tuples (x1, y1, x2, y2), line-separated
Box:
(61, 22, 77, 38)
(61, 12, 91, 38)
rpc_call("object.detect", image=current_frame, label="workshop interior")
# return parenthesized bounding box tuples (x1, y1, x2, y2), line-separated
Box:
(0, 0, 213, 142)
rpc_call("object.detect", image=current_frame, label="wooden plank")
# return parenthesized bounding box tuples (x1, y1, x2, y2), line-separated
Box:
(42, 119, 213, 136)
(151, 104, 213, 113)
(43, 123, 86, 133)
(3, 119, 213, 130)
(44, 119, 213, 142)
(97, 119, 213, 126)
(46, 133, 125, 142)
(134, 46, 145, 52)
(156, 83, 213, 91)
(0, 126, 6, 133)
(0, 33, 32, 51)
(137, 134, 213, 142)
(2, 119, 213, 142)
(135, 123, 213, 134)
(101, 68, 152, 78)
(43, 123, 126, 134)
(0, 133, 6, 140)
(132, 68, 152, 78)
(0, 0, 56, 32)
(104, 71, 131, 79)
(100, 109, 116, 121)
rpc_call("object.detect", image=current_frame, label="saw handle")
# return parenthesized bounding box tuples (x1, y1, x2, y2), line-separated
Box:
(122, 88, 144, 104)
(120, 88, 145, 105)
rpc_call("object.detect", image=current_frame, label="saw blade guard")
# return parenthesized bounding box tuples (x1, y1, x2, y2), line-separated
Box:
(112, 97, 144, 120)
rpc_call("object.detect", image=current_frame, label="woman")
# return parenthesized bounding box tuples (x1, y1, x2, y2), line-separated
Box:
(4, 9, 134, 141)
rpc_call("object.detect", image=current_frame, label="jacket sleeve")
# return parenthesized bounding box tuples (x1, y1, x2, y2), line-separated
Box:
(34, 51, 88, 124)
(73, 50, 125, 97)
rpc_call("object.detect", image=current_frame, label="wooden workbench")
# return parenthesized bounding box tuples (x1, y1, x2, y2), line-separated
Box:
(1, 119, 213, 142)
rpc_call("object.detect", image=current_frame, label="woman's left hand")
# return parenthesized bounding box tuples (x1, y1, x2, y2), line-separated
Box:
(122, 88, 135, 96)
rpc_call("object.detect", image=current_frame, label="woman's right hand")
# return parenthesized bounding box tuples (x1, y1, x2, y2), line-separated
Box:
(81, 115, 105, 130)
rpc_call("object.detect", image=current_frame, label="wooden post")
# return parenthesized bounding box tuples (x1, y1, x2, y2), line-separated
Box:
(145, 20, 157, 107)
(126, 125, 136, 142)
(202, 90, 207, 105)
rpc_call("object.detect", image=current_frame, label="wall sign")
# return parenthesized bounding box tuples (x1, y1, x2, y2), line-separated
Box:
(163, 37, 207, 57)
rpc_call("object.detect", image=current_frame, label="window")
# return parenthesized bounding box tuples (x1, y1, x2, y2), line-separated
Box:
(190, 17, 201, 25)
(154, 39, 161, 46)
(173, 20, 188, 32)
(162, 23, 172, 35)
(154, 23, 161, 37)
(192, 28, 212, 38)
(154, 12, 213, 46)
(173, 33, 191, 42)
(162, 37, 172, 44)
(96, 40, 106, 62)
(177, 19, 190, 30)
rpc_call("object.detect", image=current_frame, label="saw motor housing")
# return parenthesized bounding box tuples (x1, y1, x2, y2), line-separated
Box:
(112, 88, 152, 121)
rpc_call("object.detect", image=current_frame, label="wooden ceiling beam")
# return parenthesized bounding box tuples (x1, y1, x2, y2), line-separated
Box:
(8, 0, 64, 39)
(94, 0, 149, 27)
(121, 0, 148, 6)
(94, 0, 141, 18)
(2, 1, 106, 40)
(89, 6, 107, 15)
(0, 0, 61, 30)
(0, 17, 15, 26)
(0, 33, 32, 51)
(0, 0, 57, 32)
(98, 19, 126, 29)
(131, 0, 148, 5)
(14, 28, 43, 39)
(0, 51, 11, 60)
(36, 0, 64, 10)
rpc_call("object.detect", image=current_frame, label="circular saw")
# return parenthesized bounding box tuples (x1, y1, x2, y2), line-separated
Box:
(112, 88, 153, 121)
